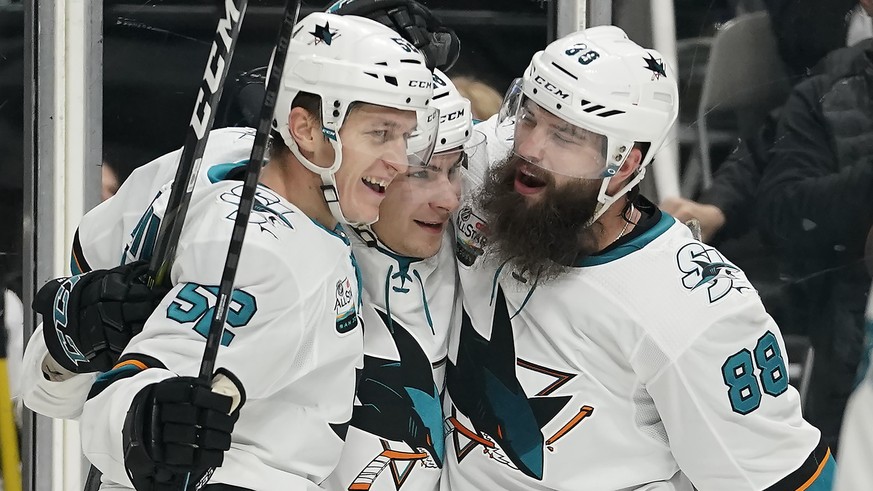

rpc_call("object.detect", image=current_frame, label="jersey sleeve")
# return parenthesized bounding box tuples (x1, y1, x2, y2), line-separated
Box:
(835, 301, 873, 491)
(631, 291, 833, 490)
(73, 149, 182, 273)
(79, 217, 348, 487)
(835, 373, 873, 491)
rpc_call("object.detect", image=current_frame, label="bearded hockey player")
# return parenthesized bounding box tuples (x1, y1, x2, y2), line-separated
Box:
(443, 26, 834, 490)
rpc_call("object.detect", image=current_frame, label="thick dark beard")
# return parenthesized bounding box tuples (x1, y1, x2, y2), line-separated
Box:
(476, 154, 602, 283)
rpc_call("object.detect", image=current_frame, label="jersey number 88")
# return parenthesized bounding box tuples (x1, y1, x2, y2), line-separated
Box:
(721, 331, 789, 415)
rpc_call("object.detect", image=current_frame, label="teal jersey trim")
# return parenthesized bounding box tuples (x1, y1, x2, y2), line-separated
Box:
(575, 213, 676, 267)
(308, 219, 350, 245)
(70, 257, 83, 276)
(94, 364, 141, 384)
(206, 160, 248, 183)
(805, 453, 836, 490)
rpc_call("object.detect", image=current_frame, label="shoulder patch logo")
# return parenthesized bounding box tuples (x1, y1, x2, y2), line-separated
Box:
(334, 277, 358, 334)
(220, 185, 295, 238)
(676, 242, 752, 303)
(456, 205, 488, 266)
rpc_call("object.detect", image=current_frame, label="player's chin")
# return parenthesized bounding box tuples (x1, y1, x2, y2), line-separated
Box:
(343, 187, 384, 223)
(411, 232, 443, 258)
(404, 235, 441, 259)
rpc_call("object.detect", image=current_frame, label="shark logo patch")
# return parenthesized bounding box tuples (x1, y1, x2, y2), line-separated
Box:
(677, 242, 752, 303)
(347, 309, 442, 489)
(310, 21, 339, 45)
(445, 287, 594, 480)
(643, 53, 667, 80)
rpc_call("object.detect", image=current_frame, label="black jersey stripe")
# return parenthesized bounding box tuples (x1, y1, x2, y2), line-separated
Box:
(71, 230, 92, 274)
(764, 442, 834, 490)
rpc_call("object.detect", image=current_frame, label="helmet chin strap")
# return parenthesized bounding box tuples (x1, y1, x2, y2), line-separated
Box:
(352, 225, 379, 247)
(286, 133, 377, 227)
(588, 165, 647, 226)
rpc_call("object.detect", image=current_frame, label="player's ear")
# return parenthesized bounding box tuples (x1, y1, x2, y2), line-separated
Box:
(606, 147, 642, 194)
(288, 106, 321, 153)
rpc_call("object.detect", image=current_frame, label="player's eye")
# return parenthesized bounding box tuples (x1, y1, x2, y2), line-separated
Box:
(369, 130, 389, 142)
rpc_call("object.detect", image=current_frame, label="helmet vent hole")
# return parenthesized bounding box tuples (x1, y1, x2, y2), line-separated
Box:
(332, 110, 340, 117)
(433, 92, 450, 100)
(406, 97, 411, 103)
(440, 138, 447, 145)
(465, 130, 470, 137)
(653, 92, 673, 103)
(364, 72, 378, 78)
(556, 103, 562, 110)
(532, 88, 538, 94)
(384, 76, 399, 86)
(375, 61, 388, 66)
(401, 59, 423, 64)
(333, 100, 341, 108)
(583, 104, 605, 113)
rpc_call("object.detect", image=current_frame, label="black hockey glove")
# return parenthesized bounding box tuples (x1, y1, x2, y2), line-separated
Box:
(330, 0, 461, 71)
(123, 369, 245, 491)
(34, 260, 167, 374)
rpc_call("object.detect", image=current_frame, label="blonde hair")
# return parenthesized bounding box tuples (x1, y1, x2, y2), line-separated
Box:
(450, 76, 503, 121)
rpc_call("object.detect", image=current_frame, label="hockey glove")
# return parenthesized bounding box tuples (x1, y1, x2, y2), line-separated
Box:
(123, 369, 245, 491)
(329, 0, 461, 71)
(34, 260, 167, 374)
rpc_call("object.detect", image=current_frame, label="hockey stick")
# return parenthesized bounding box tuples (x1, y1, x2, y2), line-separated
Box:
(198, 0, 301, 381)
(147, 0, 249, 288)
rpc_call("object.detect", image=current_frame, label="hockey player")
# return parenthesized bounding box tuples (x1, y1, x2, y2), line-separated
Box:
(323, 69, 483, 491)
(444, 26, 835, 490)
(28, 13, 439, 490)
(25, 69, 478, 491)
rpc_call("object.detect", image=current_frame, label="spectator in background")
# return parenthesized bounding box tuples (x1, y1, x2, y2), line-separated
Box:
(451, 76, 503, 121)
(763, 0, 858, 80)
(101, 160, 120, 202)
(661, 0, 860, 242)
(757, 23, 873, 450)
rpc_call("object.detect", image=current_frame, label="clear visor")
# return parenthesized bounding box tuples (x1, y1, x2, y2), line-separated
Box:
(337, 104, 440, 173)
(498, 78, 610, 179)
(389, 129, 486, 204)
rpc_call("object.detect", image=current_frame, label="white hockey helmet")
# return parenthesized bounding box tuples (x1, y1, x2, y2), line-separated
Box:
(500, 25, 679, 220)
(272, 12, 439, 225)
(432, 68, 472, 153)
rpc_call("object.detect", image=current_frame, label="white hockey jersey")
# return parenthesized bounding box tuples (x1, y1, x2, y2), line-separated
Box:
(322, 230, 460, 491)
(442, 116, 834, 491)
(25, 129, 364, 489)
(21, 127, 259, 420)
(834, 289, 873, 491)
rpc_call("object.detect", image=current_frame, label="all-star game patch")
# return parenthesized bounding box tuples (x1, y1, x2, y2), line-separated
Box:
(643, 53, 667, 80)
(310, 21, 340, 46)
